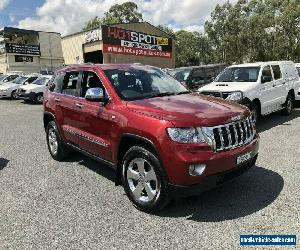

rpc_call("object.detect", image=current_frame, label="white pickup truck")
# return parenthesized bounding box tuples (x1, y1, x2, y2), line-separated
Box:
(199, 61, 300, 122)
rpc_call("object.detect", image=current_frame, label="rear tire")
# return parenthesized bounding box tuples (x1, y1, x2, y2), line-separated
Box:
(121, 146, 170, 213)
(282, 93, 293, 116)
(46, 121, 69, 161)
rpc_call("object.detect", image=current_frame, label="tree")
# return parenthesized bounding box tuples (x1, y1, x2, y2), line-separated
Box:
(205, 0, 300, 63)
(82, 16, 101, 31)
(175, 30, 213, 67)
(82, 1, 143, 31)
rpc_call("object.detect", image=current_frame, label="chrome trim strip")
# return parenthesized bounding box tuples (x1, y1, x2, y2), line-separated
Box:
(63, 127, 109, 148)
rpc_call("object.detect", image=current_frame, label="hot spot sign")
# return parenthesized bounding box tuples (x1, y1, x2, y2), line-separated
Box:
(102, 25, 172, 58)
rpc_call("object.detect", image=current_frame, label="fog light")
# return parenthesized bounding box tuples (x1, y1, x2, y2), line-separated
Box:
(188, 164, 206, 176)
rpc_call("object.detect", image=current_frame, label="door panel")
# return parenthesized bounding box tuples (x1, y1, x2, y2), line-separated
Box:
(259, 65, 277, 114)
(271, 65, 286, 104)
(66, 70, 116, 162)
(71, 100, 115, 161)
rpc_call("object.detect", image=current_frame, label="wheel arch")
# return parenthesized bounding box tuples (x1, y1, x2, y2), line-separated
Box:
(43, 112, 56, 131)
(252, 98, 261, 116)
(116, 133, 162, 184)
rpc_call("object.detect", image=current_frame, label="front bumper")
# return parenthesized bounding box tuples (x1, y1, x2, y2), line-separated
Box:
(160, 136, 259, 186)
(17, 92, 35, 101)
(168, 154, 257, 198)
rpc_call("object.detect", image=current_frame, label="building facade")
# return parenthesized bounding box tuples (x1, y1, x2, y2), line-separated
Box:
(62, 22, 175, 68)
(0, 27, 64, 74)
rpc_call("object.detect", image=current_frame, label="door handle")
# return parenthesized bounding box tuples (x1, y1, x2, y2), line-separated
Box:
(75, 103, 83, 109)
(282, 82, 286, 85)
(54, 97, 60, 102)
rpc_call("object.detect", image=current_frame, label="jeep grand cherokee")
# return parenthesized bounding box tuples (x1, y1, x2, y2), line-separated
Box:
(43, 64, 259, 212)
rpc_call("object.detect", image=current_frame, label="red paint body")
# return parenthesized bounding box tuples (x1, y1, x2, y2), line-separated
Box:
(44, 64, 259, 186)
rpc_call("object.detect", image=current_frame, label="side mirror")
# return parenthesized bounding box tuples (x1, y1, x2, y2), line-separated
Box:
(85, 87, 109, 104)
(261, 75, 272, 83)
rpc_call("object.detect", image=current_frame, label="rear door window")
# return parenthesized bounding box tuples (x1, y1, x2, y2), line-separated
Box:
(62, 71, 80, 97)
(49, 73, 65, 93)
(271, 65, 282, 80)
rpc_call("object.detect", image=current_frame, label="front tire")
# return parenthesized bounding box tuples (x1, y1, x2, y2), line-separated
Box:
(282, 93, 293, 116)
(251, 103, 260, 124)
(11, 90, 18, 100)
(36, 94, 43, 104)
(121, 146, 170, 213)
(46, 121, 69, 161)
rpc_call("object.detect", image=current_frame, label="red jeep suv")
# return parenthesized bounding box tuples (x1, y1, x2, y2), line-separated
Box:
(43, 64, 259, 212)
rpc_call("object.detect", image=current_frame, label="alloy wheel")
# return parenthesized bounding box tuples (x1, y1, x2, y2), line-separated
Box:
(127, 158, 159, 203)
(286, 97, 292, 113)
(48, 127, 58, 155)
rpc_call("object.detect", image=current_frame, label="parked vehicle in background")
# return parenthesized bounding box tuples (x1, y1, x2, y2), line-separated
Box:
(296, 63, 300, 101)
(0, 73, 40, 99)
(40, 70, 54, 75)
(43, 63, 259, 212)
(185, 64, 227, 90)
(0, 72, 21, 85)
(168, 66, 193, 86)
(169, 64, 227, 90)
(199, 61, 300, 122)
(17, 75, 52, 103)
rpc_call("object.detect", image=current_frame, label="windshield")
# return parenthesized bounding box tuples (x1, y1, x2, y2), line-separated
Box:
(169, 68, 192, 82)
(12, 76, 27, 84)
(104, 66, 188, 101)
(32, 77, 51, 85)
(215, 67, 260, 82)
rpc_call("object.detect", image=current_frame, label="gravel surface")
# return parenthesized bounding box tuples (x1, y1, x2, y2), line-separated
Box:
(0, 100, 299, 250)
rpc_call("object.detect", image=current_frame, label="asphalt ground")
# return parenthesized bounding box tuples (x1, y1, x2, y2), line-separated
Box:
(0, 100, 299, 250)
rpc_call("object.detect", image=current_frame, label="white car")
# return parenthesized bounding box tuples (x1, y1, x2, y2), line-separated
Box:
(295, 63, 300, 101)
(0, 74, 40, 99)
(0, 73, 21, 85)
(198, 61, 300, 122)
(17, 75, 52, 103)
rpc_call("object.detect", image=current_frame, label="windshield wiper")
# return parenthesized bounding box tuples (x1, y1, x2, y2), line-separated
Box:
(148, 92, 176, 98)
(176, 91, 191, 95)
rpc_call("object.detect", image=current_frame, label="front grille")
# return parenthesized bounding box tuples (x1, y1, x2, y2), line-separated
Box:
(202, 91, 231, 99)
(202, 91, 222, 98)
(209, 116, 255, 152)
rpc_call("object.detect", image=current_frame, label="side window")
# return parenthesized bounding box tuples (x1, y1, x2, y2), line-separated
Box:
(49, 73, 65, 93)
(27, 77, 38, 83)
(271, 65, 282, 80)
(261, 66, 273, 83)
(188, 69, 206, 84)
(62, 71, 80, 96)
(81, 71, 103, 97)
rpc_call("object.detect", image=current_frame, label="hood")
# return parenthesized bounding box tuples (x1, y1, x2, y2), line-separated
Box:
(0, 82, 17, 89)
(126, 93, 249, 127)
(199, 81, 256, 92)
(19, 84, 45, 92)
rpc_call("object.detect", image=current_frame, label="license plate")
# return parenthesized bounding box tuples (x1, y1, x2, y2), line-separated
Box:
(236, 152, 252, 165)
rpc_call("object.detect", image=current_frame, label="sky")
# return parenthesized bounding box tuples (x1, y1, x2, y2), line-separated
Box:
(0, 0, 234, 36)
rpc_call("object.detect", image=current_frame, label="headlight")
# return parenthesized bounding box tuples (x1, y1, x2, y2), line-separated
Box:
(226, 91, 243, 101)
(167, 127, 207, 143)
